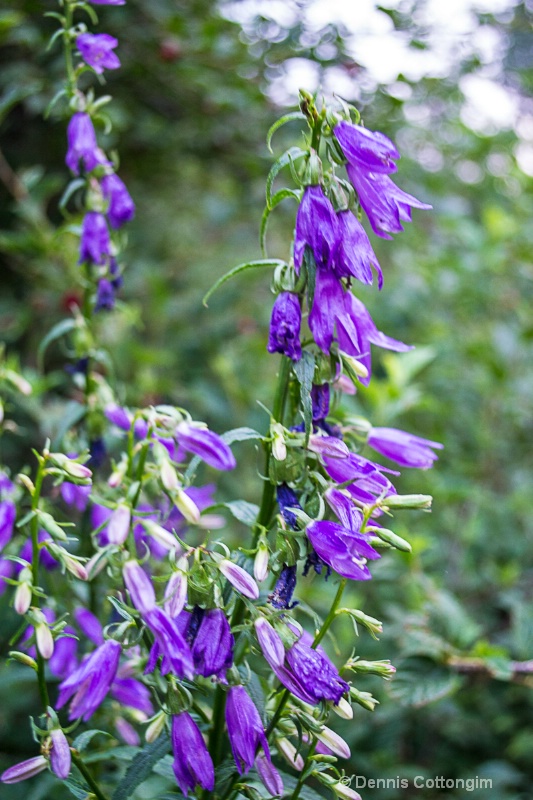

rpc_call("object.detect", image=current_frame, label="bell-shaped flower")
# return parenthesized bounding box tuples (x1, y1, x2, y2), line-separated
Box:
(334, 120, 400, 174)
(190, 608, 234, 679)
(171, 712, 215, 796)
(334, 210, 383, 288)
(226, 685, 269, 773)
(101, 173, 135, 228)
(294, 185, 339, 272)
(0, 497, 16, 551)
(65, 113, 106, 175)
(50, 728, 71, 780)
(308, 269, 345, 354)
(76, 33, 120, 74)
(79, 211, 111, 265)
(306, 519, 380, 581)
(267, 292, 302, 361)
(367, 427, 443, 469)
(1, 756, 48, 785)
(57, 639, 122, 720)
(175, 422, 236, 471)
(324, 453, 398, 506)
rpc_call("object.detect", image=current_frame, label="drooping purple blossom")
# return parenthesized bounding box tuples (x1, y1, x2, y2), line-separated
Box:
(171, 712, 215, 796)
(175, 422, 236, 471)
(49, 728, 71, 780)
(1, 756, 48, 785)
(95, 278, 116, 311)
(367, 427, 443, 469)
(144, 607, 195, 680)
(189, 608, 234, 679)
(76, 33, 120, 74)
(57, 639, 122, 720)
(101, 173, 135, 228)
(0, 498, 16, 551)
(255, 753, 284, 796)
(268, 564, 298, 609)
(324, 452, 399, 506)
(123, 560, 156, 613)
(306, 519, 380, 581)
(294, 185, 338, 272)
(79, 212, 111, 265)
(276, 484, 301, 529)
(308, 268, 345, 354)
(65, 112, 106, 175)
(225, 685, 270, 774)
(334, 120, 399, 174)
(334, 210, 383, 288)
(267, 292, 302, 361)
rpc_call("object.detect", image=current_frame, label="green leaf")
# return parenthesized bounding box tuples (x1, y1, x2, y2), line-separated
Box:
(64, 777, 92, 800)
(266, 147, 306, 207)
(388, 658, 463, 707)
(51, 401, 87, 449)
(83, 746, 138, 764)
(72, 729, 111, 753)
(37, 318, 76, 370)
(112, 734, 171, 800)
(293, 351, 316, 443)
(152, 754, 175, 782)
(276, 770, 326, 800)
(269, 187, 301, 210)
(59, 178, 86, 211)
(221, 427, 263, 444)
(223, 500, 260, 526)
(266, 111, 306, 153)
(203, 260, 284, 307)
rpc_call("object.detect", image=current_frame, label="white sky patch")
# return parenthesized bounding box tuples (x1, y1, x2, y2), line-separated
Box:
(460, 74, 519, 132)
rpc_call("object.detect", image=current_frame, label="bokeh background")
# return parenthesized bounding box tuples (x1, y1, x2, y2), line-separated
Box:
(1, 0, 533, 798)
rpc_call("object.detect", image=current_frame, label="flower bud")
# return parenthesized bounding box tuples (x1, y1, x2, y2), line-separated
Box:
(331, 782, 362, 800)
(8, 650, 38, 670)
(254, 617, 285, 667)
(331, 696, 353, 720)
(37, 511, 68, 541)
(50, 728, 71, 779)
(14, 568, 32, 615)
(107, 504, 131, 545)
(345, 609, 383, 638)
(1, 756, 48, 784)
(108, 456, 128, 489)
(145, 711, 167, 743)
(253, 539, 269, 583)
(115, 717, 140, 747)
(35, 617, 54, 659)
(316, 727, 351, 759)
(344, 658, 396, 679)
(219, 560, 259, 599)
(164, 562, 188, 618)
(271, 423, 287, 462)
(160, 459, 179, 492)
(339, 353, 369, 379)
(17, 473, 35, 494)
(276, 738, 304, 771)
(174, 489, 200, 524)
(142, 519, 181, 552)
(367, 526, 411, 552)
(349, 687, 378, 711)
(383, 494, 433, 510)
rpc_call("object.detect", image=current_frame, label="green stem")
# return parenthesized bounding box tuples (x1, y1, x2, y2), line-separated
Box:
(63, 0, 76, 94)
(312, 578, 347, 649)
(30, 458, 50, 710)
(208, 685, 227, 769)
(290, 740, 317, 800)
(71, 751, 110, 800)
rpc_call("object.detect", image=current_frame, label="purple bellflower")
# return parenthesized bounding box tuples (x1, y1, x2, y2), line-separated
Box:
(185, 608, 234, 679)
(306, 519, 380, 581)
(367, 427, 443, 469)
(171, 712, 215, 796)
(267, 292, 302, 361)
(95, 278, 116, 311)
(308, 268, 344, 353)
(226, 685, 269, 773)
(294, 185, 338, 272)
(48, 626, 78, 679)
(79, 211, 111, 265)
(49, 728, 71, 780)
(76, 33, 120, 74)
(0, 498, 16, 551)
(66, 113, 107, 175)
(101, 173, 135, 228)
(57, 638, 121, 721)
(60, 481, 91, 511)
(1, 756, 48, 785)
(334, 210, 383, 288)
(255, 754, 284, 796)
(324, 453, 398, 506)
(334, 120, 399, 174)
(175, 422, 236, 471)
(276, 484, 301, 529)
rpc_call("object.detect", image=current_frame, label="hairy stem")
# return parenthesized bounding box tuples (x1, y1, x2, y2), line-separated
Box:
(71, 751, 110, 800)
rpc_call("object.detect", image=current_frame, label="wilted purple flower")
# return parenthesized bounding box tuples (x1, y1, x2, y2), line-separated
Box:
(57, 639, 121, 720)
(79, 211, 111, 265)
(60, 481, 91, 512)
(190, 608, 234, 679)
(268, 564, 297, 609)
(175, 422, 236, 471)
(65, 112, 106, 175)
(0, 498, 16, 551)
(95, 278, 116, 311)
(50, 728, 71, 780)
(101, 173, 135, 228)
(367, 427, 443, 469)
(219, 560, 259, 599)
(76, 33, 120, 74)
(285, 636, 349, 705)
(336, 293, 412, 384)
(306, 520, 380, 581)
(334, 120, 399, 174)
(1, 756, 48, 784)
(276, 484, 301, 529)
(267, 292, 302, 361)
(294, 185, 338, 272)
(334, 210, 383, 288)
(171, 712, 214, 796)
(226, 685, 270, 773)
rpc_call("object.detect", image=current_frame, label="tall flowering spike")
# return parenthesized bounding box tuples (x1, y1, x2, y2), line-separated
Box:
(226, 685, 270, 774)
(267, 292, 302, 361)
(79, 211, 111, 265)
(191, 608, 234, 678)
(171, 712, 215, 796)
(294, 185, 339, 272)
(175, 422, 236, 471)
(101, 173, 135, 229)
(306, 519, 380, 581)
(50, 728, 71, 780)
(57, 639, 121, 721)
(1, 756, 48, 785)
(367, 427, 443, 469)
(334, 120, 400, 174)
(76, 33, 120, 74)
(65, 112, 105, 175)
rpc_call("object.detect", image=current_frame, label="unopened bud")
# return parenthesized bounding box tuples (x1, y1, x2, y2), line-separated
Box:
(253, 539, 269, 583)
(160, 459, 179, 492)
(49, 728, 71, 779)
(339, 353, 369, 379)
(254, 617, 285, 666)
(331, 782, 362, 800)
(142, 519, 181, 552)
(164, 561, 188, 618)
(219, 560, 259, 599)
(14, 570, 32, 615)
(0, 755, 47, 784)
(349, 687, 378, 711)
(276, 738, 304, 771)
(145, 711, 167, 743)
(174, 489, 200, 524)
(8, 650, 38, 670)
(108, 457, 128, 489)
(331, 696, 352, 720)
(316, 727, 350, 759)
(35, 619, 54, 659)
(37, 511, 68, 541)
(383, 494, 432, 510)
(344, 658, 396, 679)
(107, 504, 131, 545)
(17, 473, 35, 494)
(343, 609, 383, 638)
(367, 526, 411, 552)
(271, 422, 287, 462)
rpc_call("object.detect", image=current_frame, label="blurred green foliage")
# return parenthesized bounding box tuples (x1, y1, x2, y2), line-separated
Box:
(2, 1, 533, 798)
